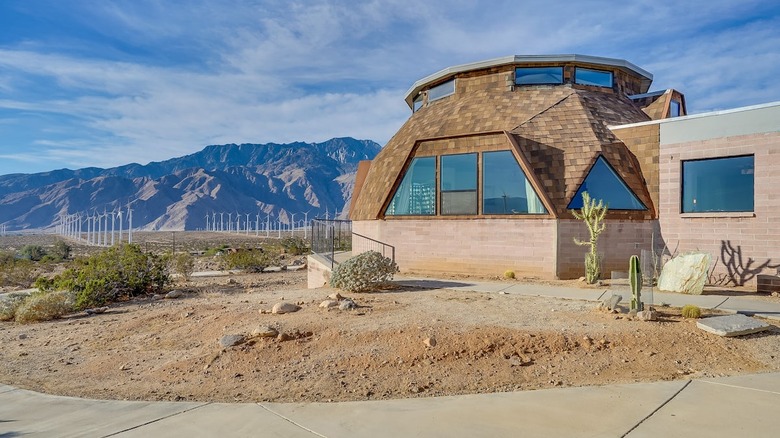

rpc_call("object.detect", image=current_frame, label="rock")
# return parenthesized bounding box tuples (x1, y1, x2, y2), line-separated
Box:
(339, 299, 357, 311)
(85, 306, 109, 315)
(219, 334, 246, 348)
(657, 252, 711, 295)
(277, 332, 293, 342)
(18, 333, 27, 340)
(272, 302, 301, 314)
(259, 309, 268, 315)
(286, 264, 306, 271)
(119, 363, 129, 371)
(772, 292, 779, 298)
(423, 337, 437, 347)
(328, 292, 344, 301)
(638, 310, 658, 321)
(696, 314, 771, 337)
(600, 294, 622, 311)
(319, 300, 339, 309)
(263, 266, 283, 273)
(251, 326, 278, 338)
(227, 278, 237, 285)
(165, 290, 184, 299)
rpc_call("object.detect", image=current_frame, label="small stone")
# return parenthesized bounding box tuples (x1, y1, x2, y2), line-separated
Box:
(319, 300, 339, 309)
(227, 278, 237, 285)
(85, 306, 109, 315)
(119, 363, 129, 371)
(772, 292, 779, 298)
(251, 326, 278, 338)
(277, 332, 293, 342)
(696, 314, 771, 337)
(339, 299, 357, 311)
(219, 334, 246, 348)
(272, 302, 301, 314)
(328, 292, 344, 301)
(601, 294, 622, 311)
(18, 334, 27, 340)
(423, 337, 437, 347)
(165, 290, 184, 299)
(638, 310, 658, 321)
(259, 309, 268, 315)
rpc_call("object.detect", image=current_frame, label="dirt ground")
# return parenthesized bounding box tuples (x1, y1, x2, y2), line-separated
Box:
(2, 266, 779, 403)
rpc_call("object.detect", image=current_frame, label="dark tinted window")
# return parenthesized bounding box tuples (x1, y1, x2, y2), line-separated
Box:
(575, 67, 613, 87)
(483, 151, 546, 214)
(568, 156, 646, 210)
(515, 67, 564, 85)
(682, 155, 754, 213)
(441, 153, 477, 215)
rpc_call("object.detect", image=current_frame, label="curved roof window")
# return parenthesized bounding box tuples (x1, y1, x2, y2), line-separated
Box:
(575, 67, 613, 88)
(568, 156, 646, 210)
(515, 67, 564, 85)
(428, 79, 455, 102)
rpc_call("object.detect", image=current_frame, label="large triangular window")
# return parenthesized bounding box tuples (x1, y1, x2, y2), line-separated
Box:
(567, 156, 646, 210)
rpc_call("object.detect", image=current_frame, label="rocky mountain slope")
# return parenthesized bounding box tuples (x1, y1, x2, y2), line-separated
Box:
(0, 137, 381, 231)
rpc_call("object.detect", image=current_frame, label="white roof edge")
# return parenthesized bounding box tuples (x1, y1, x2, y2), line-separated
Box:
(403, 54, 654, 105)
(609, 100, 780, 130)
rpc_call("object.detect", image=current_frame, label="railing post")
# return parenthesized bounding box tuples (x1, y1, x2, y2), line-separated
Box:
(330, 224, 335, 270)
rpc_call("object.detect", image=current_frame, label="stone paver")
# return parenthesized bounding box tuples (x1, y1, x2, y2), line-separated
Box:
(696, 314, 771, 336)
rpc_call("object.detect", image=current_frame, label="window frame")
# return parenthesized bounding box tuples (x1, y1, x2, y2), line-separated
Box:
(574, 67, 614, 88)
(680, 154, 755, 214)
(482, 150, 547, 215)
(514, 66, 564, 86)
(384, 156, 437, 216)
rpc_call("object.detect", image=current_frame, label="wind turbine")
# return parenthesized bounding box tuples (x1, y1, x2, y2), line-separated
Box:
(290, 213, 297, 236)
(255, 213, 260, 237)
(127, 205, 133, 244)
(110, 210, 116, 246)
(117, 209, 123, 243)
(245, 213, 250, 235)
(205, 213, 210, 232)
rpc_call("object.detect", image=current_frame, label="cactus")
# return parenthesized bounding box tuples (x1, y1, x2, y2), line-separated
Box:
(572, 192, 608, 284)
(629, 254, 643, 311)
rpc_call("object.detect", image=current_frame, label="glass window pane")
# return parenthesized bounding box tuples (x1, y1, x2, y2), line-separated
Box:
(670, 100, 681, 117)
(385, 157, 436, 216)
(575, 67, 613, 87)
(428, 79, 455, 102)
(413, 94, 423, 112)
(483, 151, 547, 214)
(441, 153, 477, 215)
(682, 156, 754, 213)
(441, 154, 477, 191)
(515, 67, 563, 85)
(568, 156, 646, 210)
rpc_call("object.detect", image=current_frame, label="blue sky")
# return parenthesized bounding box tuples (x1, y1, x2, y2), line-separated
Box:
(1, 0, 779, 175)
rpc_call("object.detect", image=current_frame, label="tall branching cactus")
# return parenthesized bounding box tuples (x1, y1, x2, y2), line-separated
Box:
(572, 192, 607, 284)
(629, 254, 643, 311)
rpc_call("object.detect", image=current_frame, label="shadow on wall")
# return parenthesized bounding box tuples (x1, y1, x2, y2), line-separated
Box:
(709, 240, 780, 286)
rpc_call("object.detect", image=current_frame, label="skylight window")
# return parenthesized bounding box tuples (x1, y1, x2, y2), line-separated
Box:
(515, 67, 564, 85)
(574, 67, 613, 88)
(428, 79, 455, 102)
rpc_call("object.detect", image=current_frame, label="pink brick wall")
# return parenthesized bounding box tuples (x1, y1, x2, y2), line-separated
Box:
(658, 132, 780, 286)
(556, 219, 657, 279)
(353, 219, 557, 278)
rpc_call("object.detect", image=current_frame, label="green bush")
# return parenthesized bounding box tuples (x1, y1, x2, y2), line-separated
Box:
(681, 304, 702, 319)
(170, 252, 195, 281)
(204, 244, 230, 257)
(220, 248, 280, 272)
(38, 244, 169, 310)
(329, 250, 398, 293)
(14, 291, 74, 324)
(280, 236, 310, 256)
(50, 240, 71, 261)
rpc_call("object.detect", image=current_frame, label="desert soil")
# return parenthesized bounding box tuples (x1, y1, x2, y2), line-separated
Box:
(2, 270, 780, 403)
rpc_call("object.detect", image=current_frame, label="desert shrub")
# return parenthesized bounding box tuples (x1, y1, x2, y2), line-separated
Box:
(504, 270, 516, 279)
(170, 252, 195, 281)
(280, 236, 310, 256)
(14, 291, 74, 324)
(204, 244, 230, 257)
(681, 304, 702, 319)
(38, 244, 169, 310)
(329, 250, 398, 293)
(19, 245, 46, 261)
(49, 240, 71, 261)
(220, 248, 280, 272)
(0, 293, 29, 321)
(0, 258, 36, 287)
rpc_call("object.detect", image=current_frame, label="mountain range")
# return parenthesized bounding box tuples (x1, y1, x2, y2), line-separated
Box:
(0, 137, 381, 231)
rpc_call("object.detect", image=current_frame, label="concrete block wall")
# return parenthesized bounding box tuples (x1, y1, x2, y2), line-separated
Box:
(353, 219, 557, 278)
(658, 131, 780, 286)
(556, 219, 657, 279)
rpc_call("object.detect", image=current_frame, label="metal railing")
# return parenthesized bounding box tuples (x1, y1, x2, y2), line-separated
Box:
(310, 219, 395, 269)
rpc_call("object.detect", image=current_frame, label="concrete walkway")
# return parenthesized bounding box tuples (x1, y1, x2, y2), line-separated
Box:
(395, 276, 780, 321)
(2, 277, 779, 437)
(1, 373, 779, 437)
